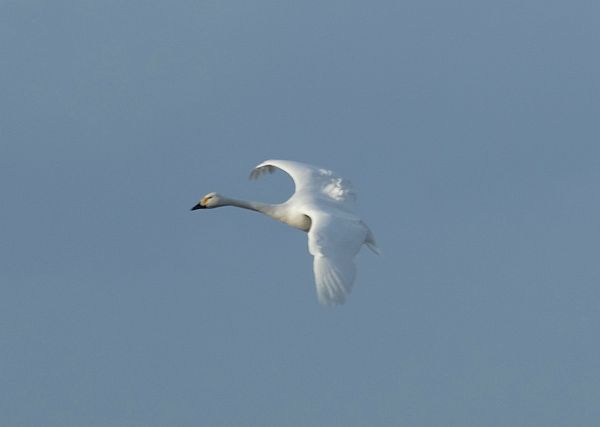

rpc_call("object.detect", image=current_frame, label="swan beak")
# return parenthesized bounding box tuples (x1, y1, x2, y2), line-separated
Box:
(190, 203, 206, 211)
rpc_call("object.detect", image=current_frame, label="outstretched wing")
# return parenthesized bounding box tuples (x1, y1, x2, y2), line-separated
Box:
(307, 211, 368, 305)
(250, 159, 356, 207)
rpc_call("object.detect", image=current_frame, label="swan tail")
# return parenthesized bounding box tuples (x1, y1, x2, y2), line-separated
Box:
(365, 227, 381, 255)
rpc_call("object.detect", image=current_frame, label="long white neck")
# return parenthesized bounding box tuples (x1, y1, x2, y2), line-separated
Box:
(220, 196, 278, 218)
(218, 196, 310, 232)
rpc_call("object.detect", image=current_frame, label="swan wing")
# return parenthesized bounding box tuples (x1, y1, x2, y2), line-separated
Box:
(307, 211, 368, 305)
(250, 159, 356, 207)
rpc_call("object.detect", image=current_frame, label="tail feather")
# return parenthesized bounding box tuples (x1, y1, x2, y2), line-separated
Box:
(365, 226, 381, 255)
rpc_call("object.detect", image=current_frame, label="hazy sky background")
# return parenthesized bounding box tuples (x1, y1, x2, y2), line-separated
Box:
(1, 0, 599, 426)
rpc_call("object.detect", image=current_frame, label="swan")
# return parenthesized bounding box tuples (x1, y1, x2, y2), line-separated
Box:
(191, 159, 379, 305)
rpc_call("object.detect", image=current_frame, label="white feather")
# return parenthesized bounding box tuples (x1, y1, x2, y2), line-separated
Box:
(193, 159, 379, 305)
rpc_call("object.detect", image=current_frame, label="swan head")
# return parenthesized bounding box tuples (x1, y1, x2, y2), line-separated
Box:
(191, 192, 223, 210)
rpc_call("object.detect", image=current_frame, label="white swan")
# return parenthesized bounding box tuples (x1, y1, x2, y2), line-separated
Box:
(191, 160, 379, 305)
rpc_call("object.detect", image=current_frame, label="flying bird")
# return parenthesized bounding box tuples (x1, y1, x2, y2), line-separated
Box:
(191, 160, 379, 305)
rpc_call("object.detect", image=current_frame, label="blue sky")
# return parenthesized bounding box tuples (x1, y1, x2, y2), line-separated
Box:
(1, 1, 599, 426)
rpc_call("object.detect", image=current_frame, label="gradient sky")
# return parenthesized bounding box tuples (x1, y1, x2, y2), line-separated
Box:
(1, 1, 599, 426)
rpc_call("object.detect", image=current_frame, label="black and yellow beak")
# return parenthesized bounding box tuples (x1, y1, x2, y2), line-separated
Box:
(190, 202, 206, 211)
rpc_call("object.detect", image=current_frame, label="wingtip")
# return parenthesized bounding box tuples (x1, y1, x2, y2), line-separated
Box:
(249, 163, 278, 181)
(317, 291, 347, 306)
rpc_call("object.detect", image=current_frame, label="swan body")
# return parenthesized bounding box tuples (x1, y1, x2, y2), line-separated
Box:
(191, 160, 379, 305)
